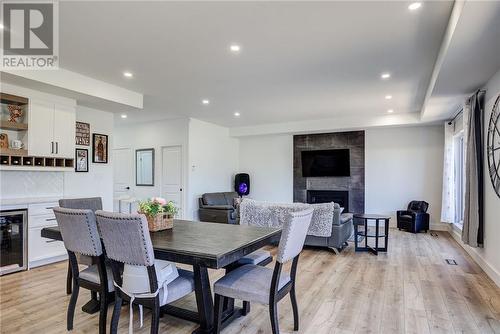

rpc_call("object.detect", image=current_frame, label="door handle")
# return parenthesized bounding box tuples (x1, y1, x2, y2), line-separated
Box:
(125, 187, 130, 190)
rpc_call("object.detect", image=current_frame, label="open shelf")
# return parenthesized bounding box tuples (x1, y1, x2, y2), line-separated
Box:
(0, 153, 74, 171)
(0, 93, 28, 106)
(0, 148, 28, 156)
(0, 120, 28, 131)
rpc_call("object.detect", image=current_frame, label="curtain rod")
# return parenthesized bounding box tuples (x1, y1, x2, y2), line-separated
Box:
(447, 89, 486, 125)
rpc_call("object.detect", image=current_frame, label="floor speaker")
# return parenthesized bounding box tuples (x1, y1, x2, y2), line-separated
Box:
(235, 173, 250, 196)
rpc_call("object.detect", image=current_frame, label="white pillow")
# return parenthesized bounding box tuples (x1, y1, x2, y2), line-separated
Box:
(122, 260, 179, 294)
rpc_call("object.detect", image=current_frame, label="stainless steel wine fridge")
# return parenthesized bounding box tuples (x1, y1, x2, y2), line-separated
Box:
(0, 209, 27, 275)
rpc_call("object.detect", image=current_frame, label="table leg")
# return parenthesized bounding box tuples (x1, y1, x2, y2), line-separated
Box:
(354, 222, 359, 251)
(192, 264, 214, 334)
(365, 219, 368, 249)
(384, 219, 389, 251)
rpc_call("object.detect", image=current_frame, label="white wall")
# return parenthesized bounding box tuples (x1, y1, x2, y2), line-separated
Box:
(365, 125, 445, 228)
(0, 87, 114, 211)
(238, 134, 293, 203)
(113, 118, 189, 216)
(188, 119, 239, 219)
(63, 106, 114, 210)
(237, 125, 445, 230)
(451, 68, 500, 287)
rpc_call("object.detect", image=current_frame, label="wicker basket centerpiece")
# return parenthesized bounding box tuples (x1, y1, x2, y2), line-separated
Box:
(138, 197, 178, 232)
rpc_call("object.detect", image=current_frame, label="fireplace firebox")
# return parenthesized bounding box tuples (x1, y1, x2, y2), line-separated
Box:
(307, 190, 349, 212)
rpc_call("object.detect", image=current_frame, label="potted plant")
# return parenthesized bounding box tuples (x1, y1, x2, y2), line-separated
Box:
(138, 197, 178, 231)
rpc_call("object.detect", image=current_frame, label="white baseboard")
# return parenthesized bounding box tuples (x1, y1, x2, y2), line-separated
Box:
(449, 225, 500, 288)
(430, 222, 452, 231)
(29, 254, 68, 269)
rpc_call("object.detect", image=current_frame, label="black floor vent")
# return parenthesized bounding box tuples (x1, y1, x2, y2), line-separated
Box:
(445, 259, 458, 265)
(430, 232, 439, 237)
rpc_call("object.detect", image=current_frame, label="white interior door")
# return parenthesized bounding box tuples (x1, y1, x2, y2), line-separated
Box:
(161, 146, 183, 218)
(113, 148, 133, 211)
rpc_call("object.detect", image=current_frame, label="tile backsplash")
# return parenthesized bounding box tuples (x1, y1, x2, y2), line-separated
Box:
(0, 171, 64, 199)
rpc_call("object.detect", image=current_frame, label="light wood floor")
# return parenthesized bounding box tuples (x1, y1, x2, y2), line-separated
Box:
(1, 229, 500, 334)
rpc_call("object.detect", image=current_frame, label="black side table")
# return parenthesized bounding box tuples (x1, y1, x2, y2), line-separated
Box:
(353, 214, 391, 255)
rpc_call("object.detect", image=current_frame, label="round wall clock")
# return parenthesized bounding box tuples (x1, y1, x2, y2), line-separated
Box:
(487, 93, 500, 198)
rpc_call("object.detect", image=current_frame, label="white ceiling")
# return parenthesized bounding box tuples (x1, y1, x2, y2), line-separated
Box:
(423, 0, 500, 121)
(53, 1, 455, 127)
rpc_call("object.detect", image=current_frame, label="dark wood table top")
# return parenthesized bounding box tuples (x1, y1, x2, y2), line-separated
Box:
(353, 213, 391, 220)
(41, 219, 281, 269)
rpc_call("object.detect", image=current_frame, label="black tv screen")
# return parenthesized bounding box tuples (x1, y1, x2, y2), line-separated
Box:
(301, 149, 350, 177)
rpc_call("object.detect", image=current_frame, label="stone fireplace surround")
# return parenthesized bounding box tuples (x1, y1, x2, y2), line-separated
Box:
(293, 131, 365, 213)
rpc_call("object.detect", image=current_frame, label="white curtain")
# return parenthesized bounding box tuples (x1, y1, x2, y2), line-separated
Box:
(441, 121, 456, 223)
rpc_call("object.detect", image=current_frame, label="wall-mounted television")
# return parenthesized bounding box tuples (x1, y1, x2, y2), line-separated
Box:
(301, 149, 350, 177)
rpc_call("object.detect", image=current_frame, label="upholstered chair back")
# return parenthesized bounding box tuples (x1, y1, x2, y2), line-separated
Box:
(407, 201, 429, 213)
(276, 208, 314, 263)
(59, 197, 103, 213)
(53, 207, 102, 257)
(95, 211, 155, 266)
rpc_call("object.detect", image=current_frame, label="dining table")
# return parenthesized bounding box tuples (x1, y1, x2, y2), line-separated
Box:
(41, 219, 281, 334)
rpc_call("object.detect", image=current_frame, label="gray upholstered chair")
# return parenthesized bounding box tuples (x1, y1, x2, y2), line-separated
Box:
(59, 197, 103, 295)
(53, 207, 113, 334)
(213, 208, 314, 334)
(95, 211, 195, 334)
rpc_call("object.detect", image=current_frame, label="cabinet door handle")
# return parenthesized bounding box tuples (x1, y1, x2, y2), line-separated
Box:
(45, 239, 58, 243)
(45, 218, 56, 222)
(56, 142, 58, 154)
(51, 142, 54, 154)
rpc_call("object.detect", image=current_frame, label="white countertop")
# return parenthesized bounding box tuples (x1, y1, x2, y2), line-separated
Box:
(0, 196, 63, 210)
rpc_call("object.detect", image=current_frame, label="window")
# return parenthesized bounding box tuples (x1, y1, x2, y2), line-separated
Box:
(454, 132, 465, 227)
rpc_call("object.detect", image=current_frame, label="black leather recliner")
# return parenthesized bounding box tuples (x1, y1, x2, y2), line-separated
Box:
(198, 192, 239, 224)
(397, 200, 430, 233)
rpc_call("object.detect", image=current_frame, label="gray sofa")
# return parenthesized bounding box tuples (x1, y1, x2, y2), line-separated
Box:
(198, 192, 239, 224)
(305, 203, 353, 252)
(239, 199, 353, 253)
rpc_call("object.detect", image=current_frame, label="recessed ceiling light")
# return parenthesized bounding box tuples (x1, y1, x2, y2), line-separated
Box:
(385, 95, 393, 100)
(230, 44, 241, 53)
(408, 2, 422, 11)
(123, 71, 133, 78)
(121, 114, 127, 119)
(381, 73, 391, 79)
(387, 109, 394, 113)
(202, 99, 210, 105)
(234, 112, 241, 117)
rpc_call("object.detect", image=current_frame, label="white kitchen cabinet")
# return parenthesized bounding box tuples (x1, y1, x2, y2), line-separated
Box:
(28, 99, 54, 157)
(53, 104, 76, 158)
(28, 99, 75, 158)
(27, 201, 67, 268)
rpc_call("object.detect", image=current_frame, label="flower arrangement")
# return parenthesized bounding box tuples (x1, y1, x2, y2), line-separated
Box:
(138, 197, 178, 231)
(138, 197, 178, 218)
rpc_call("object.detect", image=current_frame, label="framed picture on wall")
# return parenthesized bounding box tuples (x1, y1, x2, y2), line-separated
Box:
(75, 121, 90, 146)
(92, 133, 108, 163)
(75, 148, 89, 172)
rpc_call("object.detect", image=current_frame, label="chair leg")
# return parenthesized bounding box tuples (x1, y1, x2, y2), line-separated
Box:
(290, 287, 299, 331)
(67, 281, 79, 330)
(151, 298, 160, 334)
(110, 294, 122, 334)
(99, 291, 108, 334)
(242, 301, 250, 316)
(214, 294, 224, 334)
(269, 301, 279, 334)
(66, 263, 72, 295)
